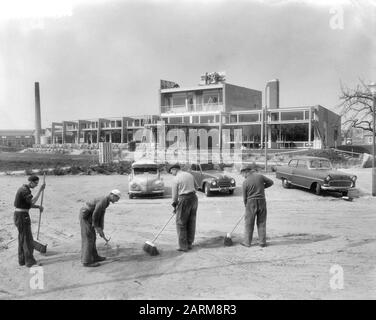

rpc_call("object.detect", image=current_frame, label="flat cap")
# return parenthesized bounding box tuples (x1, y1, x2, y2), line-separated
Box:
(168, 163, 181, 173)
(240, 162, 258, 172)
(28, 175, 39, 182)
(110, 189, 121, 197)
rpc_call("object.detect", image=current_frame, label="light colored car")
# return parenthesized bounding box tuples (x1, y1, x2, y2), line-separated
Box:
(190, 163, 236, 196)
(128, 160, 164, 199)
(275, 156, 357, 196)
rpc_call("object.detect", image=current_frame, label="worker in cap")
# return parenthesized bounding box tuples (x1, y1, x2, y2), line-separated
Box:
(241, 162, 274, 248)
(169, 163, 199, 252)
(79, 189, 121, 267)
(13, 175, 46, 267)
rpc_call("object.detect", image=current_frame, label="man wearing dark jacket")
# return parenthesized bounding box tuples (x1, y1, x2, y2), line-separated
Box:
(241, 163, 274, 248)
(79, 190, 121, 267)
(14, 175, 46, 267)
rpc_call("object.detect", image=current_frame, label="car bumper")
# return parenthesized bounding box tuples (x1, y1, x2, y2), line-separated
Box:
(321, 185, 353, 191)
(208, 186, 236, 192)
(129, 189, 164, 195)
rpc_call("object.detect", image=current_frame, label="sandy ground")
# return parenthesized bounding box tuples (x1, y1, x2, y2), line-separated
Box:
(0, 168, 375, 300)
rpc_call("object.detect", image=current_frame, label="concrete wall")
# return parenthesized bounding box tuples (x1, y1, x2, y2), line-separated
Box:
(315, 106, 341, 148)
(224, 84, 262, 112)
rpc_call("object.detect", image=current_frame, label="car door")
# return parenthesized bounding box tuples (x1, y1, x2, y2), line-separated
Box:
(293, 160, 310, 188)
(286, 159, 298, 185)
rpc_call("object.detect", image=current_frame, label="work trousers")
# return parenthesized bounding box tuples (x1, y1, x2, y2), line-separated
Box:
(175, 193, 198, 251)
(14, 211, 36, 267)
(244, 198, 267, 246)
(79, 208, 101, 265)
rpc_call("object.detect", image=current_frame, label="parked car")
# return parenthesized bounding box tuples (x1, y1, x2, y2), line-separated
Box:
(190, 163, 236, 196)
(275, 156, 357, 196)
(128, 160, 164, 199)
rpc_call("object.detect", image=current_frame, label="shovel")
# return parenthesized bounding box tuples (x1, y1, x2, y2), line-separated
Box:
(33, 174, 47, 254)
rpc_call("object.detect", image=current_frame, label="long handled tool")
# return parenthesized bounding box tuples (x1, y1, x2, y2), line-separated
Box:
(33, 173, 47, 254)
(224, 214, 245, 246)
(143, 210, 175, 256)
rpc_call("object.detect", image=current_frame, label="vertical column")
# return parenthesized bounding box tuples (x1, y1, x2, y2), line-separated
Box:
(34, 82, 42, 144)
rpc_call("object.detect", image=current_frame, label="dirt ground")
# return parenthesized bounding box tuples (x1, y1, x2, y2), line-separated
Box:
(0, 168, 375, 300)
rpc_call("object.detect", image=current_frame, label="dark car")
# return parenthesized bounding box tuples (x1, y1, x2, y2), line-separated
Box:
(190, 163, 236, 196)
(275, 156, 357, 196)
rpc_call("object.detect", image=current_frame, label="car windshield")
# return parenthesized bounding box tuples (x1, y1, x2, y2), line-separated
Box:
(134, 167, 158, 175)
(200, 163, 224, 171)
(309, 159, 332, 169)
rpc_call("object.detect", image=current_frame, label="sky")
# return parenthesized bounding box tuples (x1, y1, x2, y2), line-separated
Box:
(0, 0, 375, 130)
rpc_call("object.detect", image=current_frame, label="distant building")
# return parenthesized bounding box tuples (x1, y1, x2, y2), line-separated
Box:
(0, 130, 35, 148)
(48, 74, 341, 149)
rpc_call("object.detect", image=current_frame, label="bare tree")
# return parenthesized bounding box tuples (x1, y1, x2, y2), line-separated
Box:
(338, 80, 374, 133)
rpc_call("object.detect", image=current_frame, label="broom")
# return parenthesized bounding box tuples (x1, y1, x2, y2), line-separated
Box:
(224, 214, 245, 246)
(33, 173, 47, 254)
(143, 210, 176, 256)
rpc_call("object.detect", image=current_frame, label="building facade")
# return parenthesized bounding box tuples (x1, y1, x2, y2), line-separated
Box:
(0, 130, 35, 148)
(47, 75, 341, 150)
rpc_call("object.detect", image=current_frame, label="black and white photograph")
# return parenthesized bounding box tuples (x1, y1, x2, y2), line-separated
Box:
(0, 0, 375, 303)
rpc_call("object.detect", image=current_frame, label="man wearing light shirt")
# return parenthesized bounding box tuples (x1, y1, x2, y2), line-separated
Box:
(169, 164, 198, 252)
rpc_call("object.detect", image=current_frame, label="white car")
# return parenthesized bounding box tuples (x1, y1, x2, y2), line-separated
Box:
(128, 160, 165, 199)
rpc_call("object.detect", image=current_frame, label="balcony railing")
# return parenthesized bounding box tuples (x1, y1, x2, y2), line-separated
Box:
(161, 103, 224, 114)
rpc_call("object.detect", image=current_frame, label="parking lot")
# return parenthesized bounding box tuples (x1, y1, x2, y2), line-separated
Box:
(0, 168, 375, 299)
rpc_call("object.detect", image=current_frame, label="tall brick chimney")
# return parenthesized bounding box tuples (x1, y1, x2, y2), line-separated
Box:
(34, 82, 41, 144)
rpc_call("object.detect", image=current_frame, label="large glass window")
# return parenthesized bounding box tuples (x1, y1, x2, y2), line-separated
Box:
(192, 116, 200, 124)
(203, 89, 222, 104)
(169, 117, 183, 124)
(239, 114, 259, 122)
(281, 111, 304, 121)
(200, 115, 216, 123)
(172, 93, 186, 107)
(230, 115, 238, 123)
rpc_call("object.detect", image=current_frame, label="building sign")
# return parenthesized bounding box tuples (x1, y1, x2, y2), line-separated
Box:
(199, 71, 226, 85)
(160, 80, 180, 89)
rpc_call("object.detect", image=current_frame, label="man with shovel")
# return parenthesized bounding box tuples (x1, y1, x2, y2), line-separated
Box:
(79, 189, 121, 267)
(241, 163, 273, 248)
(13, 175, 46, 267)
(169, 164, 198, 252)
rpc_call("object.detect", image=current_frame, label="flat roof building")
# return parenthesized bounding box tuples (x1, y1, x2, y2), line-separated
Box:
(47, 73, 341, 150)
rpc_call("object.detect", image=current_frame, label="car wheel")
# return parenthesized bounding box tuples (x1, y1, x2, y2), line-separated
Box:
(342, 191, 348, 197)
(129, 193, 134, 199)
(282, 178, 290, 189)
(229, 189, 234, 195)
(314, 183, 322, 196)
(204, 183, 211, 197)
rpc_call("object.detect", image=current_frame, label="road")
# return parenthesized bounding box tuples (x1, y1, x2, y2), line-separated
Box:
(0, 168, 375, 299)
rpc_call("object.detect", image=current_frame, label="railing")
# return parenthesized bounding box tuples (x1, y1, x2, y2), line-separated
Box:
(161, 103, 224, 114)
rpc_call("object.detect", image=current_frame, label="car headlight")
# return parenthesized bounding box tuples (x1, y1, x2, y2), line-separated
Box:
(351, 176, 357, 182)
(325, 175, 332, 182)
(230, 179, 235, 185)
(130, 183, 140, 191)
(154, 180, 164, 187)
(211, 180, 217, 186)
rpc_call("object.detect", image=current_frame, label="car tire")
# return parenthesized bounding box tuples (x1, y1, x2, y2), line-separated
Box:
(204, 183, 211, 197)
(314, 183, 322, 196)
(229, 189, 234, 195)
(341, 191, 348, 197)
(282, 178, 290, 189)
(129, 193, 134, 199)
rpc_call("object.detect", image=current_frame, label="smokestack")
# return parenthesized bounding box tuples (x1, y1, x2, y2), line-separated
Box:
(267, 79, 279, 109)
(34, 82, 42, 144)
